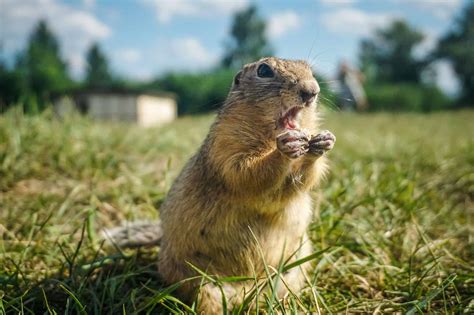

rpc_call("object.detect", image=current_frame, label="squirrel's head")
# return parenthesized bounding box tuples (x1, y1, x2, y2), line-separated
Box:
(227, 57, 320, 133)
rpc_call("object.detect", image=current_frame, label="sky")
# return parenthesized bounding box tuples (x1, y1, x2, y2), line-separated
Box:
(0, 0, 468, 94)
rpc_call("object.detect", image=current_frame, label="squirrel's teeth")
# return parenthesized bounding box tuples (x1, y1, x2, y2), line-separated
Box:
(279, 106, 302, 130)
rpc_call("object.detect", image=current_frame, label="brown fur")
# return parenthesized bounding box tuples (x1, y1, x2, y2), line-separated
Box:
(156, 57, 335, 313)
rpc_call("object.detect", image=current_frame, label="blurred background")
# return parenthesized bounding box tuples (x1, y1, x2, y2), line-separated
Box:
(1, 1, 473, 313)
(1, 0, 473, 116)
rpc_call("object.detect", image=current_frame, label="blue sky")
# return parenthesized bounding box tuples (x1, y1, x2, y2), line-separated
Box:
(1, 0, 468, 93)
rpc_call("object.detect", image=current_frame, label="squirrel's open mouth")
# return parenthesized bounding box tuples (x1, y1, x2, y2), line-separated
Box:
(278, 106, 303, 130)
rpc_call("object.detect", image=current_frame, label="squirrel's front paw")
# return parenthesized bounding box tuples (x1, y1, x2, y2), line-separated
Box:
(308, 130, 336, 156)
(276, 130, 310, 159)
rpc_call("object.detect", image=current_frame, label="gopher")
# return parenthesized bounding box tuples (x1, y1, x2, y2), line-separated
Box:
(104, 57, 336, 313)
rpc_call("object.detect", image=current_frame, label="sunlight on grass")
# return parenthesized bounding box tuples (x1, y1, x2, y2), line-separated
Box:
(0, 108, 473, 313)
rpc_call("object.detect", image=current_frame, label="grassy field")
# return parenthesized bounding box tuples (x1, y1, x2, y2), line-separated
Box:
(0, 108, 473, 314)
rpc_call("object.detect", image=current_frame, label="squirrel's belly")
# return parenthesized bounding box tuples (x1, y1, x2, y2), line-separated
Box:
(160, 186, 313, 277)
(260, 193, 313, 266)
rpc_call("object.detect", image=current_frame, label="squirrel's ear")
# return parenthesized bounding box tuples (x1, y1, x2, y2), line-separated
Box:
(233, 70, 243, 86)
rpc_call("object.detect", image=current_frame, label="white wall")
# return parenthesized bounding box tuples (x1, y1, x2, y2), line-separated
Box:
(137, 95, 177, 127)
(55, 93, 177, 126)
(88, 94, 137, 122)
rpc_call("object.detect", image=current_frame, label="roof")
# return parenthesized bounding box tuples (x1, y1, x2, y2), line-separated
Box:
(56, 87, 177, 100)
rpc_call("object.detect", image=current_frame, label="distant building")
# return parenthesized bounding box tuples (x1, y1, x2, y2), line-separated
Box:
(54, 88, 177, 127)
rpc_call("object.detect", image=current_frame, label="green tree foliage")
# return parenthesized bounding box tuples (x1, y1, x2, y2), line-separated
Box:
(358, 19, 451, 111)
(151, 69, 235, 115)
(359, 20, 425, 83)
(222, 5, 273, 68)
(0, 61, 23, 111)
(15, 20, 71, 110)
(85, 42, 112, 88)
(437, 2, 474, 105)
(365, 83, 451, 112)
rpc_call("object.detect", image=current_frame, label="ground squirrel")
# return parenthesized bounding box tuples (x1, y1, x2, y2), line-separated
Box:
(104, 57, 336, 313)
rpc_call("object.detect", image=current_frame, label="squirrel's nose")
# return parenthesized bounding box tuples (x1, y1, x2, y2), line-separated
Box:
(300, 90, 317, 103)
(299, 81, 320, 104)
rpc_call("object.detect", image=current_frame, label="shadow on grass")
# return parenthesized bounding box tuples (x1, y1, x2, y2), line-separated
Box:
(0, 242, 191, 314)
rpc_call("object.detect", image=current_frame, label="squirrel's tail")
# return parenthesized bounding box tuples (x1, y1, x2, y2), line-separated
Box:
(102, 220, 162, 248)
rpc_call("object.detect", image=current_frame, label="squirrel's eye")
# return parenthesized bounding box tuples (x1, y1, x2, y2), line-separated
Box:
(257, 63, 274, 78)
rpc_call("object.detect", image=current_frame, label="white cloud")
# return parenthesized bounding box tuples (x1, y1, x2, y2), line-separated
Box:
(115, 37, 218, 79)
(115, 49, 142, 64)
(82, 0, 95, 9)
(320, 8, 397, 36)
(394, 0, 463, 21)
(319, 0, 357, 6)
(68, 52, 87, 76)
(414, 29, 438, 58)
(432, 60, 460, 96)
(170, 38, 218, 67)
(267, 11, 302, 38)
(1, 0, 111, 78)
(142, 0, 249, 23)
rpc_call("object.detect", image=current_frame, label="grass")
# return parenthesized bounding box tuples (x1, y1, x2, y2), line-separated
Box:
(0, 107, 473, 314)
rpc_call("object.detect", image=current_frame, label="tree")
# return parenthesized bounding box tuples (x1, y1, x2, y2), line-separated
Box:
(437, 3, 474, 105)
(0, 61, 23, 111)
(221, 5, 273, 68)
(359, 20, 425, 83)
(14, 20, 71, 111)
(85, 42, 112, 87)
(151, 68, 235, 115)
